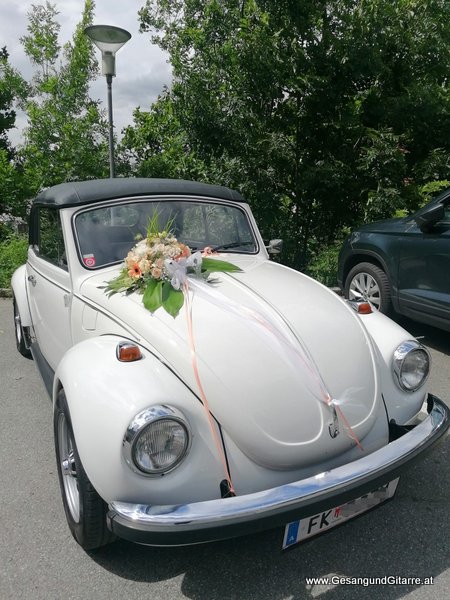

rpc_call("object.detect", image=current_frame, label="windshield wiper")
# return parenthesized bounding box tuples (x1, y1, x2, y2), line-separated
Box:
(209, 241, 254, 252)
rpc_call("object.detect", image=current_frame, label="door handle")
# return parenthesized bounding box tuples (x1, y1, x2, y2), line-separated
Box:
(27, 275, 36, 287)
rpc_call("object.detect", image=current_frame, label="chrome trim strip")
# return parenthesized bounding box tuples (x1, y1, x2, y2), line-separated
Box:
(110, 396, 448, 532)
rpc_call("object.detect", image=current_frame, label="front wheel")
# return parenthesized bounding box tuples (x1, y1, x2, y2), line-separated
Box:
(13, 298, 32, 358)
(54, 390, 115, 550)
(345, 262, 392, 314)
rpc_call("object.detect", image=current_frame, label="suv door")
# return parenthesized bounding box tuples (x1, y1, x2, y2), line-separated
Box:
(397, 198, 450, 328)
(27, 206, 72, 371)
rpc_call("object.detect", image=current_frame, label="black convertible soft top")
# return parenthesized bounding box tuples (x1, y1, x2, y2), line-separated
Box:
(33, 178, 245, 208)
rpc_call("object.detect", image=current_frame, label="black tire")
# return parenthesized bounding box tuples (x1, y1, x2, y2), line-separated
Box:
(54, 390, 115, 550)
(13, 297, 32, 358)
(344, 262, 392, 314)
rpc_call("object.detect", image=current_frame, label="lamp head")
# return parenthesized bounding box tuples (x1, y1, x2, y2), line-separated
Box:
(84, 25, 131, 76)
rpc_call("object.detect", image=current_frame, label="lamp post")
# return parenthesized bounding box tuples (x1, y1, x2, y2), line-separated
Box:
(84, 25, 131, 178)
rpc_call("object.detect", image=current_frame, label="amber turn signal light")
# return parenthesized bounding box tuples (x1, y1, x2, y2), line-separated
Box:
(116, 341, 143, 362)
(357, 302, 373, 315)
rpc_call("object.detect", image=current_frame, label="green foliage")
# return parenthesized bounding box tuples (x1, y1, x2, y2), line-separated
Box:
(419, 180, 450, 206)
(0, 47, 29, 162)
(0, 148, 33, 219)
(0, 234, 28, 288)
(119, 92, 209, 180)
(306, 241, 342, 288)
(201, 257, 241, 273)
(138, 0, 450, 269)
(161, 281, 184, 317)
(20, 0, 109, 193)
(20, 1, 60, 83)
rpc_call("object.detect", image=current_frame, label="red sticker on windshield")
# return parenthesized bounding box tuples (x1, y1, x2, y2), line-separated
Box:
(83, 254, 96, 267)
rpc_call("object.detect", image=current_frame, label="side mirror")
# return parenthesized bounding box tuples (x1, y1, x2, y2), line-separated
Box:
(267, 239, 283, 254)
(414, 203, 445, 232)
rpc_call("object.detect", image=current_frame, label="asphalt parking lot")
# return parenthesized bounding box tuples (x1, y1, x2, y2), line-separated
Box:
(0, 297, 449, 600)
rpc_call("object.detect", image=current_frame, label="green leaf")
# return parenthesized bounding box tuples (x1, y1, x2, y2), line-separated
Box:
(143, 279, 163, 313)
(162, 281, 185, 317)
(104, 269, 136, 296)
(201, 257, 242, 273)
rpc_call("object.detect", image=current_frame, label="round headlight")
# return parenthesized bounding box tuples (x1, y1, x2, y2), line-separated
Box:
(123, 406, 190, 476)
(393, 341, 430, 392)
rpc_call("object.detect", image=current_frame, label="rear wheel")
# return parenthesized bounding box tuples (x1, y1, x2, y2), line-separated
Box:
(13, 298, 32, 358)
(345, 262, 392, 314)
(54, 390, 115, 550)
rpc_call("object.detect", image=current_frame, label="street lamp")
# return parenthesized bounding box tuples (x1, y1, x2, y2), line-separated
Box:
(84, 25, 131, 178)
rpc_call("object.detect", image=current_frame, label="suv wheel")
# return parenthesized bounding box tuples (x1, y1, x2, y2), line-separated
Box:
(345, 262, 392, 314)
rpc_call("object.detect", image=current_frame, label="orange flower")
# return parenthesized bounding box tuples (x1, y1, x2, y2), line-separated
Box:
(128, 262, 142, 279)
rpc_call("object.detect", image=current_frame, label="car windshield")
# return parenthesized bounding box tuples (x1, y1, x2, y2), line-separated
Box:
(74, 199, 258, 269)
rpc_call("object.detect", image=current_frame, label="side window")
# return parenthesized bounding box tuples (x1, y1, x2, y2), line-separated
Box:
(37, 208, 66, 268)
(443, 203, 450, 223)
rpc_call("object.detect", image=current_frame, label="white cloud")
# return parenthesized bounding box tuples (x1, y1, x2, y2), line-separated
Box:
(0, 0, 172, 145)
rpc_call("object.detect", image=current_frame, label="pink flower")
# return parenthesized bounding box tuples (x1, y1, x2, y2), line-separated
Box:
(179, 244, 191, 258)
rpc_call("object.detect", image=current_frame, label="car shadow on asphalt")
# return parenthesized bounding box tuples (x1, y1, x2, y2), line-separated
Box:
(88, 432, 449, 600)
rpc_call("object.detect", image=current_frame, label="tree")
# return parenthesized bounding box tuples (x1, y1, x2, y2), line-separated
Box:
(138, 0, 450, 268)
(0, 47, 29, 159)
(0, 47, 30, 220)
(20, 1, 60, 85)
(119, 90, 213, 180)
(21, 0, 109, 195)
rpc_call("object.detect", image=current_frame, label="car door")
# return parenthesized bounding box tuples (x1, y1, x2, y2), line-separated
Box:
(397, 199, 450, 326)
(27, 206, 72, 371)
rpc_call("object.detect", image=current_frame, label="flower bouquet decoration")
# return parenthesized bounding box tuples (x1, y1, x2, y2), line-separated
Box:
(104, 215, 241, 317)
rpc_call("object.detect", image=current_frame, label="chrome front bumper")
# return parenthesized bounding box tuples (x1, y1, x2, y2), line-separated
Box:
(107, 395, 449, 546)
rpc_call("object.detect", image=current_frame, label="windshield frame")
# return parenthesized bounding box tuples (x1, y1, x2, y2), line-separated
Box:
(72, 195, 260, 270)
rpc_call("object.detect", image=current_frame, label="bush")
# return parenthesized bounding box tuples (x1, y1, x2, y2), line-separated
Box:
(0, 234, 28, 288)
(306, 241, 342, 288)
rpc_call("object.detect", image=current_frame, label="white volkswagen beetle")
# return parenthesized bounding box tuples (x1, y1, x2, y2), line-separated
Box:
(11, 178, 449, 550)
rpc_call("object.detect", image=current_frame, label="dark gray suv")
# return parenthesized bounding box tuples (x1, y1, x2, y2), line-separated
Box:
(338, 188, 450, 331)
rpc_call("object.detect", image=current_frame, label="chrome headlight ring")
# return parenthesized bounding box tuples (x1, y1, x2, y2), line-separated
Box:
(123, 405, 191, 477)
(392, 340, 430, 392)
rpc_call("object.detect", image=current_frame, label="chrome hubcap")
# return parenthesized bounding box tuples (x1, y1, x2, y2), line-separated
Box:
(349, 273, 381, 310)
(58, 413, 80, 522)
(14, 311, 22, 343)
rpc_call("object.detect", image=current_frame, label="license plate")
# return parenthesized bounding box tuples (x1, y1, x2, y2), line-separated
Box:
(282, 478, 399, 549)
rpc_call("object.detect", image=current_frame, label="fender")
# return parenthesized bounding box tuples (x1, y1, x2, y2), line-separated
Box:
(352, 306, 428, 424)
(11, 265, 33, 328)
(53, 335, 225, 506)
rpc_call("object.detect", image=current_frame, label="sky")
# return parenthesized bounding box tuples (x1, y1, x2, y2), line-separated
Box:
(0, 0, 172, 145)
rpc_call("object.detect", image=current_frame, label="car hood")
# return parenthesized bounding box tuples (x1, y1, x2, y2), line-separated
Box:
(354, 216, 407, 234)
(80, 257, 380, 470)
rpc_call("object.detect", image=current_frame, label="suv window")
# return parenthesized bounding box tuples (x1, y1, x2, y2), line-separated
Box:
(36, 208, 66, 268)
(443, 203, 450, 223)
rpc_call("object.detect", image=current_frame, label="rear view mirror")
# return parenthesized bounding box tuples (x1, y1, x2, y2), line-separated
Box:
(414, 203, 445, 232)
